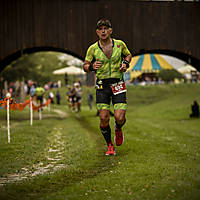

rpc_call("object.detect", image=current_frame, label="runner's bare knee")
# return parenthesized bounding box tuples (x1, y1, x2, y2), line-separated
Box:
(114, 110, 126, 125)
(99, 110, 110, 126)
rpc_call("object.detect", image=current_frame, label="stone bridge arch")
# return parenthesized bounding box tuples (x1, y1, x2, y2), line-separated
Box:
(0, 47, 199, 77)
(0, 0, 200, 73)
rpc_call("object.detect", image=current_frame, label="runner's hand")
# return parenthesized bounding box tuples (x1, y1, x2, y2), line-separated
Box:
(93, 59, 102, 70)
(120, 62, 127, 72)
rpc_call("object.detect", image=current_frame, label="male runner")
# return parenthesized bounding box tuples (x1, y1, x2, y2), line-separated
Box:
(83, 19, 132, 155)
(35, 84, 45, 106)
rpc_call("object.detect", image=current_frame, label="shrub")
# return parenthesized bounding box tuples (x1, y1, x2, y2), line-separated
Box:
(156, 69, 183, 82)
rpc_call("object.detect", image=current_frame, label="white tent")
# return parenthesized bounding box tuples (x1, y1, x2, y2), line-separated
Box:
(177, 64, 198, 74)
(53, 66, 86, 75)
(177, 64, 199, 80)
(67, 58, 83, 67)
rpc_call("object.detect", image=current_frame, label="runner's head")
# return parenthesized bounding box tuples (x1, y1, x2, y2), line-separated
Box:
(96, 19, 112, 29)
(74, 82, 80, 88)
(96, 19, 112, 40)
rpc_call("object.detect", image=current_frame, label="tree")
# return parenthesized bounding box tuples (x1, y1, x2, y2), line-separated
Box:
(156, 69, 183, 83)
(0, 52, 68, 85)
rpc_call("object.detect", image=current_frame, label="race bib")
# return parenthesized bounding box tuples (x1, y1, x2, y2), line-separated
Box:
(111, 81, 126, 95)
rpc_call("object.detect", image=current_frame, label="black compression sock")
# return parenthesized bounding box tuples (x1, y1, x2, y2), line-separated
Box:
(115, 118, 126, 130)
(100, 125, 112, 144)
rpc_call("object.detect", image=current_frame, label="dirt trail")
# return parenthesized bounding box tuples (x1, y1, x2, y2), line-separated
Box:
(0, 109, 68, 186)
(52, 109, 68, 118)
(0, 110, 119, 189)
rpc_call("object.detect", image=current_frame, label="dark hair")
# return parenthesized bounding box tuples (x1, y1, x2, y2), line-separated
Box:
(96, 19, 112, 29)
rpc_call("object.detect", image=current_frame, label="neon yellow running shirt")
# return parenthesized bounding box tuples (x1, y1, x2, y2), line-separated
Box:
(85, 39, 131, 80)
(35, 87, 44, 96)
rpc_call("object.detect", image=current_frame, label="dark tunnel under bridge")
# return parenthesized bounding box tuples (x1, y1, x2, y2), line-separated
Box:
(0, 0, 200, 72)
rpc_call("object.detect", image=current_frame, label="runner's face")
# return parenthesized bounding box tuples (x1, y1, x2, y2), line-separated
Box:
(96, 25, 112, 40)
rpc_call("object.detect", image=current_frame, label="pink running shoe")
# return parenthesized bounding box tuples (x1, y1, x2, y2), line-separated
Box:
(105, 144, 116, 155)
(115, 126, 124, 146)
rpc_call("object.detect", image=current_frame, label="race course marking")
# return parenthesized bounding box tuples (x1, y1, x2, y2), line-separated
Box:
(0, 109, 68, 186)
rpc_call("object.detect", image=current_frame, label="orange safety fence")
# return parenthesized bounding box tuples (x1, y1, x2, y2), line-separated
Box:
(0, 97, 51, 111)
(32, 99, 51, 111)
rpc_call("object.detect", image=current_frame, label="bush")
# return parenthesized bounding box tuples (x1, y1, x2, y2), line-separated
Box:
(156, 69, 183, 82)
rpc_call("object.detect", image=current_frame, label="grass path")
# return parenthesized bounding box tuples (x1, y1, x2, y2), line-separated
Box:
(0, 106, 122, 200)
(0, 84, 200, 200)
(0, 109, 68, 185)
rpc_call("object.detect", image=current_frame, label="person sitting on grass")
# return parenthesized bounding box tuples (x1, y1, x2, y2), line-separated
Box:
(190, 100, 199, 118)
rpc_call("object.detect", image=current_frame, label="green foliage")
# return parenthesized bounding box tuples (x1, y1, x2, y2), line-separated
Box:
(1, 52, 68, 85)
(156, 69, 183, 82)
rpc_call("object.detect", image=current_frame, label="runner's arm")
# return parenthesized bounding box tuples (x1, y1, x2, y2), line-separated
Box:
(124, 54, 132, 64)
(83, 60, 102, 72)
(120, 41, 132, 72)
(83, 45, 95, 73)
(83, 60, 92, 72)
(120, 54, 132, 72)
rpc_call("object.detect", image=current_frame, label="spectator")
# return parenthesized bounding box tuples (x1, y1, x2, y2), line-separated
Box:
(190, 100, 199, 118)
(56, 90, 61, 105)
(65, 73, 68, 85)
(48, 92, 54, 104)
(29, 85, 36, 97)
(74, 82, 82, 112)
(66, 85, 76, 111)
(57, 80, 62, 88)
